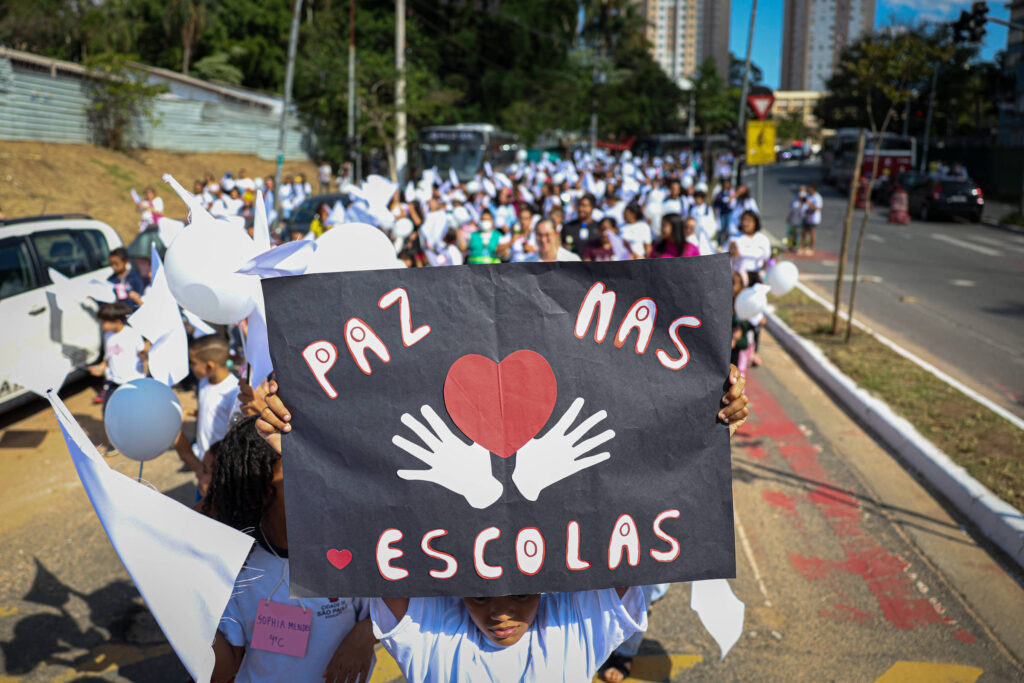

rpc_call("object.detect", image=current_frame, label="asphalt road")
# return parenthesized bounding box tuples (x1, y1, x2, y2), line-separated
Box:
(2, 342, 1022, 681)
(747, 161, 1024, 420)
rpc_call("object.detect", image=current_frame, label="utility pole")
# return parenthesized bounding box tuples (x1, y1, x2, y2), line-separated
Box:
(735, 0, 758, 185)
(394, 0, 408, 185)
(274, 0, 303, 223)
(590, 49, 599, 153)
(347, 0, 357, 184)
(736, 0, 758, 133)
(920, 64, 938, 172)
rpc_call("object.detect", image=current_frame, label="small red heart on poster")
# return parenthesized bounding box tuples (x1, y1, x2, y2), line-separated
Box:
(327, 548, 352, 570)
(443, 350, 557, 458)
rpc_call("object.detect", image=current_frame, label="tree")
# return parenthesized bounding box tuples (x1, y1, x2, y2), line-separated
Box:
(728, 52, 763, 90)
(83, 52, 166, 151)
(776, 111, 808, 142)
(829, 29, 951, 341)
(693, 58, 735, 135)
(163, 0, 208, 75)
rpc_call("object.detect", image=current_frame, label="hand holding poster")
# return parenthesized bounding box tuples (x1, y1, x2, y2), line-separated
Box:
(264, 255, 736, 598)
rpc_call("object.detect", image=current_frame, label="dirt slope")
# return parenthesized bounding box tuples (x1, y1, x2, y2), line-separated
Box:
(0, 141, 317, 243)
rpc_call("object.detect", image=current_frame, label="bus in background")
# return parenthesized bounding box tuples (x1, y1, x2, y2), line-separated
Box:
(632, 133, 730, 159)
(827, 130, 916, 196)
(416, 123, 519, 181)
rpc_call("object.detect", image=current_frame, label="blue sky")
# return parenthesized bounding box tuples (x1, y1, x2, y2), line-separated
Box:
(728, 0, 1011, 89)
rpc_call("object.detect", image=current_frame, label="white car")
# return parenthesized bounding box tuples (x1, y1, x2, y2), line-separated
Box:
(1, 214, 124, 411)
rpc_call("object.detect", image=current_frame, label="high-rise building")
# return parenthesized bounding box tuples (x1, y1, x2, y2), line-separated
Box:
(997, 0, 1024, 145)
(635, 0, 730, 85)
(781, 0, 877, 93)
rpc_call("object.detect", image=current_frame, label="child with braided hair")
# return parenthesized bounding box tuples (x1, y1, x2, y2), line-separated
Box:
(206, 416, 376, 683)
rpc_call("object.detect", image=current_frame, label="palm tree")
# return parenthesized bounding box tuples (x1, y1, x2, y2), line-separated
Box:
(164, 0, 208, 75)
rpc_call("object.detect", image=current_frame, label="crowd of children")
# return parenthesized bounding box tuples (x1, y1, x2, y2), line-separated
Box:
(101, 148, 762, 681)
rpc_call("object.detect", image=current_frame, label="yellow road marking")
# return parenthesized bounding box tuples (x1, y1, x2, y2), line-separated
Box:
(0, 606, 17, 617)
(369, 649, 704, 682)
(875, 661, 983, 683)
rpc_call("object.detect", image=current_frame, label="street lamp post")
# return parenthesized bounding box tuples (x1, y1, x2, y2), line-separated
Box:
(274, 0, 303, 225)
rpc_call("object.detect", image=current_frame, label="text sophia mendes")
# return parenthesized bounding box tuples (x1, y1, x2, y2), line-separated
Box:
(369, 510, 683, 582)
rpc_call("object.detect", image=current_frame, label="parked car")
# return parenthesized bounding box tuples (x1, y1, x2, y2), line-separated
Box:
(0, 214, 123, 411)
(777, 142, 810, 162)
(905, 176, 984, 223)
(284, 193, 350, 237)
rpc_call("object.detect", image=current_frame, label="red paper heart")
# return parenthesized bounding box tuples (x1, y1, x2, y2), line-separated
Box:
(326, 548, 352, 570)
(443, 350, 557, 458)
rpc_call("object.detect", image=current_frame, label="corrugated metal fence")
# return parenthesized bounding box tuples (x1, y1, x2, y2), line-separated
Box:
(0, 50, 309, 159)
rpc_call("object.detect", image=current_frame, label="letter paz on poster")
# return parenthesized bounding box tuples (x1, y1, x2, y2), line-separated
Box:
(264, 255, 736, 598)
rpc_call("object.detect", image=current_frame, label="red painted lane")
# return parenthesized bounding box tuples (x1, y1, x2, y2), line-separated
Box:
(740, 373, 972, 637)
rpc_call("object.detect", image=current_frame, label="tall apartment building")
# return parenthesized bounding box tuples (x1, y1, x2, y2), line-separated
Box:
(781, 0, 876, 92)
(635, 0, 731, 85)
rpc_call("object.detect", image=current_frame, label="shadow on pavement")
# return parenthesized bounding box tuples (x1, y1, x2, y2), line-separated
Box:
(1, 558, 184, 681)
(732, 458, 975, 546)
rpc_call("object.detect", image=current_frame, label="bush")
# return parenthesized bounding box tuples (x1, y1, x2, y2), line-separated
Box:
(83, 53, 167, 151)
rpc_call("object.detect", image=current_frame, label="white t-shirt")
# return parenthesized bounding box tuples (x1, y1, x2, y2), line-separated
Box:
(661, 197, 683, 216)
(729, 232, 772, 273)
(197, 374, 240, 457)
(805, 192, 823, 226)
(104, 327, 147, 385)
(620, 221, 651, 257)
(220, 544, 372, 683)
(371, 588, 645, 683)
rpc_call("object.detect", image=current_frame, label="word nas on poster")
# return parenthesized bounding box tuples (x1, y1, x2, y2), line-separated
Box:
(302, 281, 703, 398)
(373, 510, 682, 581)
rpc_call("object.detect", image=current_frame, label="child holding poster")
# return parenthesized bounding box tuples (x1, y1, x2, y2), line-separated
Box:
(253, 363, 749, 681)
(206, 416, 376, 683)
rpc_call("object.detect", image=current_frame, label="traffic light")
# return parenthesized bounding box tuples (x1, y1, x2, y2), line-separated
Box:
(952, 3, 988, 44)
(970, 1, 989, 42)
(952, 10, 971, 43)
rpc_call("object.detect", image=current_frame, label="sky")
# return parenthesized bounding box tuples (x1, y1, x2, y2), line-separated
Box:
(728, 0, 1012, 90)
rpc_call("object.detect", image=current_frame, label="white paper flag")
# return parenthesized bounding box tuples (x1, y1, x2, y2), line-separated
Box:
(691, 579, 745, 660)
(47, 391, 252, 683)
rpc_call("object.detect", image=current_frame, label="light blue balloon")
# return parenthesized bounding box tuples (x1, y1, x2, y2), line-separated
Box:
(105, 378, 182, 461)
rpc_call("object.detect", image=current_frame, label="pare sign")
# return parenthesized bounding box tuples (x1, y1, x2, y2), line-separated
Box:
(264, 256, 736, 598)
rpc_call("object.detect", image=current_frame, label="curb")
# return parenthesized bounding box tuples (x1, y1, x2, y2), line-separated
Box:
(764, 311, 1024, 570)
(982, 219, 1024, 236)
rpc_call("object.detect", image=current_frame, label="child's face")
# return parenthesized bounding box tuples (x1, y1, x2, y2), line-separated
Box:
(462, 594, 541, 647)
(100, 319, 124, 333)
(109, 255, 127, 275)
(189, 351, 212, 380)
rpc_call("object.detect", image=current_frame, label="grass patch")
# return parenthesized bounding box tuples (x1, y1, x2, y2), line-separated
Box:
(89, 157, 137, 187)
(998, 211, 1024, 227)
(773, 289, 1024, 511)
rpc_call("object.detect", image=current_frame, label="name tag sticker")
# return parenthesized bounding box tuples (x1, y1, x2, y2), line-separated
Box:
(251, 600, 312, 657)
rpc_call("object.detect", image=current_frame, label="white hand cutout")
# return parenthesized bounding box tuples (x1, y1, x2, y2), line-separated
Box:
(392, 405, 502, 509)
(512, 398, 615, 501)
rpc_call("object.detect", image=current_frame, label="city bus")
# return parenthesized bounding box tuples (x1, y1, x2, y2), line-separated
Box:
(824, 129, 917, 194)
(632, 133, 730, 159)
(416, 124, 520, 181)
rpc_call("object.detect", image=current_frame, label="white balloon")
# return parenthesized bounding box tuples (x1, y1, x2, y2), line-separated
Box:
(735, 284, 769, 322)
(163, 219, 259, 324)
(105, 378, 182, 461)
(307, 222, 404, 273)
(766, 261, 800, 297)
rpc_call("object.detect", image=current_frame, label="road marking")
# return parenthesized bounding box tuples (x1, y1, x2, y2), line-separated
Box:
(866, 234, 885, 243)
(802, 273, 882, 283)
(734, 506, 773, 607)
(950, 279, 976, 287)
(874, 661, 982, 683)
(929, 233, 1000, 256)
(969, 233, 1024, 253)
